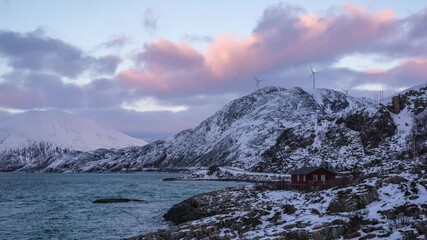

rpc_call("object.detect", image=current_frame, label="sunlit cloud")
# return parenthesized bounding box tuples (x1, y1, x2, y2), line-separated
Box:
(0, 107, 25, 114)
(333, 54, 405, 72)
(121, 97, 188, 113)
(354, 83, 387, 91)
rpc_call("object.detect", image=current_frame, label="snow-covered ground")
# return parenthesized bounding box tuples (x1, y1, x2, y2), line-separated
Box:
(180, 166, 290, 182)
(139, 158, 427, 240)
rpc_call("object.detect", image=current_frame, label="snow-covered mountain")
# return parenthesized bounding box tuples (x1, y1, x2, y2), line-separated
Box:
(0, 110, 147, 151)
(0, 84, 426, 172)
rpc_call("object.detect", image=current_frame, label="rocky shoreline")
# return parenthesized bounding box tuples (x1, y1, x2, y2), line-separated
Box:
(129, 159, 427, 240)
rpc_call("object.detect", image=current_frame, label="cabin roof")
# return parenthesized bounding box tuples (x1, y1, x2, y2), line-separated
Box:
(290, 166, 336, 175)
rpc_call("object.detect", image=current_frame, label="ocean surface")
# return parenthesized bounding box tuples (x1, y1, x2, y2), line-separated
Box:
(0, 173, 247, 240)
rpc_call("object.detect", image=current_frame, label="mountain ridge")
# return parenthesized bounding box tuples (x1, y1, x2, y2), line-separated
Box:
(0, 84, 426, 173)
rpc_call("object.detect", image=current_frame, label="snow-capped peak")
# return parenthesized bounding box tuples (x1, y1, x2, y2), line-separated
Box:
(0, 110, 147, 151)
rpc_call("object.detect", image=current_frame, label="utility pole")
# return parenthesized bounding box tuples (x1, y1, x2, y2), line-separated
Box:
(379, 90, 384, 102)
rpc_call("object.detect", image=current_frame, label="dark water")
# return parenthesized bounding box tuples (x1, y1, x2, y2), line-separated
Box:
(0, 173, 246, 240)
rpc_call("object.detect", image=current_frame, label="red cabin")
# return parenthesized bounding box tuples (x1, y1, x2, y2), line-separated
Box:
(290, 166, 336, 186)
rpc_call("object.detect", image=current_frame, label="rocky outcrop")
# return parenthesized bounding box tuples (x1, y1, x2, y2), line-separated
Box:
(337, 106, 396, 149)
(163, 198, 217, 224)
(360, 107, 396, 149)
(312, 222, 348, 240)
(164, 189, 252, 224)
(387, 85, 427, 115)
(328, 185, 379, 213)
(389, 95, 405, 114)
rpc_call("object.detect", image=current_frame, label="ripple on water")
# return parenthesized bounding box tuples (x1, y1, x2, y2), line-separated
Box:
(0, 173, 247, 240)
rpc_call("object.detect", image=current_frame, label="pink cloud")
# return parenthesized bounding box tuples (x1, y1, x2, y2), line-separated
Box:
(0, 87, 45, 108)
(118, 40, 210, 95)
(365, 68, 387, 74)
(348, 57, 427, 93)
(236, 2, 396, 70)
(395, 57, 427, 78)
(134, 40, 204, 71)
(116, 3, 421, 96)
(205, 34, 261, 79)
(118, 69, 172, 93)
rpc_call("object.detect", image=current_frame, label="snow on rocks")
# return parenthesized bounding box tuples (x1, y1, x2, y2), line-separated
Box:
(133, 158, 427, 240)
(178, 166, 290, 182)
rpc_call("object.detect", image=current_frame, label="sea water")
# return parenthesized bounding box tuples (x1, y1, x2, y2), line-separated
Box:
(0, 173, 246, 240)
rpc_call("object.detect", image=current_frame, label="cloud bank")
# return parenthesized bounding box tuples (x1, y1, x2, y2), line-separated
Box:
(1, 3, 427, 140)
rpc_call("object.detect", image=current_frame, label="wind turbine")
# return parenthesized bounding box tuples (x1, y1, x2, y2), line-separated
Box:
(310, 65, 318, 89)
(254, 75, 264, 91)
(341, 87, 351, 96)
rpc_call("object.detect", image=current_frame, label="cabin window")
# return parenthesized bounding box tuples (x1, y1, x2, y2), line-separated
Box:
(297, 174, 300, 181)
(313, 175, 318, 181)
(303, 175, 306, 181)
(321, 175, 325, 181)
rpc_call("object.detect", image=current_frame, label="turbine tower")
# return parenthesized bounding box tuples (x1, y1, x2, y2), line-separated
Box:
(254, 75, 263, 91)
(310, 65, 318, 89)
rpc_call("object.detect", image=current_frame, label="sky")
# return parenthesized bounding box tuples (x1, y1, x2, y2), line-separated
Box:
(0, 0, 427, 142)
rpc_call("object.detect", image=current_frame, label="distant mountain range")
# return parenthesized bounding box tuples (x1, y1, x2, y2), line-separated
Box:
(0, 84, 426, 173)
(0, 110, 148, 171)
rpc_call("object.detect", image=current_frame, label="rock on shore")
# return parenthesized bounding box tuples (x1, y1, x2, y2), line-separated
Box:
(93, 198, 144, 203)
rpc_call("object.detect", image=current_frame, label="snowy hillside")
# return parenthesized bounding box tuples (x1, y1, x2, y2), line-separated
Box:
(0, 84, 426, 173)
(132, 85, 427, 240)
(138, 157, 427, 239)
(0, 110, 147, 151)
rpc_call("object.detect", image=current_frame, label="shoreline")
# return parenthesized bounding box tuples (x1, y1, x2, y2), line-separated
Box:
(129, 162, 427, 239)
(162, 177, 276, 183)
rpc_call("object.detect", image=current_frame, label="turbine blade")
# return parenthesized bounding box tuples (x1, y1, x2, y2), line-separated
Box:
(253, 75, 258, 81)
